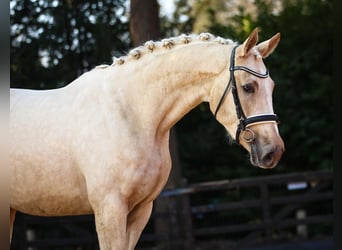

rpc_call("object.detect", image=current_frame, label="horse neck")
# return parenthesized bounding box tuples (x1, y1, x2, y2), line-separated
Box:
(104, 42, 231, 140)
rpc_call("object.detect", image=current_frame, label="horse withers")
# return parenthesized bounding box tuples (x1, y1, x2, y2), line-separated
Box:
(10, 28, 284, 249)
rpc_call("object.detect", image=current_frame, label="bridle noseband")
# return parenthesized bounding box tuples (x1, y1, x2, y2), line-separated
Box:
(214, 45, 279, 145)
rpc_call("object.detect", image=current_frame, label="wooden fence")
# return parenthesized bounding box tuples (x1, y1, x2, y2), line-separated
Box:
(11, 170, 333, 250)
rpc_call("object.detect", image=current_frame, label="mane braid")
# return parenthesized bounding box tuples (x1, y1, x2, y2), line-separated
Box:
(110, 33, 236, 66)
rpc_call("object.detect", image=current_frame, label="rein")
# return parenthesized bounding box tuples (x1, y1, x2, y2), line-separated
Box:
(214, 45, 279, 145)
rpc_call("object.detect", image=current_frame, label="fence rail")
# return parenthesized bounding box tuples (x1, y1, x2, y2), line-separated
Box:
(11, 169, 333, 250)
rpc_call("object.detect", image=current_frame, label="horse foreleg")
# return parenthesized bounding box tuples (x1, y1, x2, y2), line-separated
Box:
(126, 202, 153, 250)
(10, 208, 16, 242)
(91, 194, 128, 250)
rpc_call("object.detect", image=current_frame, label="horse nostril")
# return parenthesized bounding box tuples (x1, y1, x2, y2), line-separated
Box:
(261, 144, 283, 168)
(261, 144, 280, 167)
(262, 150, 274, 164)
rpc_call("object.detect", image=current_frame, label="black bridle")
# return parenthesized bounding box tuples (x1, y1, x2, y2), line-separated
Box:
(214, 45, 279, 145)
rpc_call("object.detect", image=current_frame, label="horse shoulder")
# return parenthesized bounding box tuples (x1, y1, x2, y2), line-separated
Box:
(82, 132, 172, 211)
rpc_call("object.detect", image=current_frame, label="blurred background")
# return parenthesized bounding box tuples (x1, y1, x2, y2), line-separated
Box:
(10, 0, 332, 249)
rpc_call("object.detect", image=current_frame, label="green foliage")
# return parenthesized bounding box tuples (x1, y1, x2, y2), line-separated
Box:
(10, 0, 129, 89)
(160, 0, 194, 37)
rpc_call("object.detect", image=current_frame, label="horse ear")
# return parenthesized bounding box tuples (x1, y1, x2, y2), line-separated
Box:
(256, 32, 281, 58)
(240, 27, 260, 57)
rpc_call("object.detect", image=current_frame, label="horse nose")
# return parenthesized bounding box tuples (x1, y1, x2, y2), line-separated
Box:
(260, 144, 284, 168)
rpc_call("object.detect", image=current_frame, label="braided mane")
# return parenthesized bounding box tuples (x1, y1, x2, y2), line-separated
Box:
(95, 33, 237, 69)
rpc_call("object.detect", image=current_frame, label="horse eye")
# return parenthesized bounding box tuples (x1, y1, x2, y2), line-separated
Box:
(242, 83, 255, 93)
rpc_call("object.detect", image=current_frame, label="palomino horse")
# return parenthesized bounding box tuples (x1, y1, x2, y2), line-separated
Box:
(10, 28, 284, 249)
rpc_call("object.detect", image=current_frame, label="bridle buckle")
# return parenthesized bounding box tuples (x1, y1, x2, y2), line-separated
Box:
(241, 128, 255, 143)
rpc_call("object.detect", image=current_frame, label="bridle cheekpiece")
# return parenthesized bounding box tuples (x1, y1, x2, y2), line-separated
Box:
(214, 45, 279, 145)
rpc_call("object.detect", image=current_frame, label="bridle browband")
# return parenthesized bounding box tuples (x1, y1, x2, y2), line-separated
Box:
(214, 45, 279, 145)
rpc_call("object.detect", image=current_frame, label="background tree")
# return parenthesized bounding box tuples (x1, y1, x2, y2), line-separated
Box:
(129, 0, 160, 45)
(129, 0, 183, 189)
(10, 0, 129, 89)
(129, 1, 184, 244)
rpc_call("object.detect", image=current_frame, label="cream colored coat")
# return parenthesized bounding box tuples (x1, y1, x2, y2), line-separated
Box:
(10, 29, 284, 249)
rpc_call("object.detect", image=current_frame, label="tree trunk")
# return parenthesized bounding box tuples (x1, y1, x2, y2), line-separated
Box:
(129, 1, 183, 247)
(129, 0, 182, 190)
(129, 0, 160, 46)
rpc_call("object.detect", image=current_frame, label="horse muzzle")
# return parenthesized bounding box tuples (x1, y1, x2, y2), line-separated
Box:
(249, 136, 285, 169)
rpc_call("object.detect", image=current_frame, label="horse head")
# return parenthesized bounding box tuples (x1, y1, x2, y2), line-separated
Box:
(210, 28, 285, 169)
